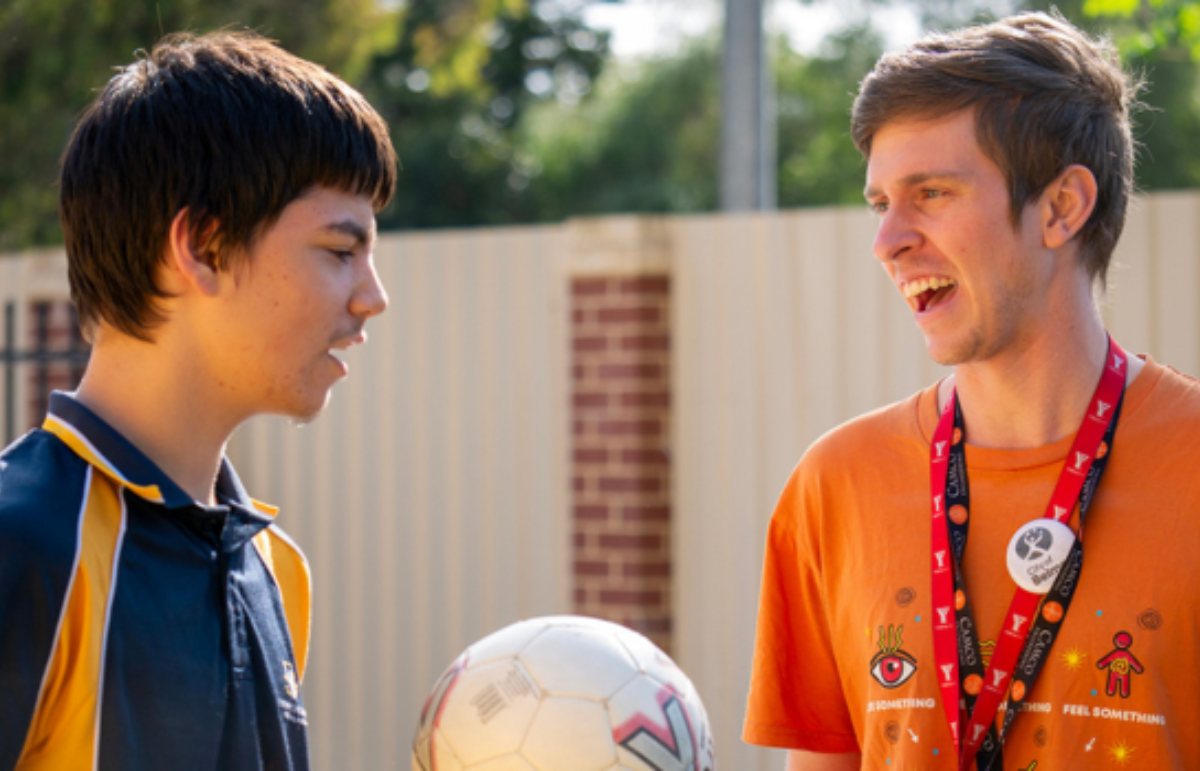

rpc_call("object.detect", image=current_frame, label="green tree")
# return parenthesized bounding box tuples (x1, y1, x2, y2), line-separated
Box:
(361, 0, 610, 229)
(0, 0, 396, 251)
(519, 26, 883, 219)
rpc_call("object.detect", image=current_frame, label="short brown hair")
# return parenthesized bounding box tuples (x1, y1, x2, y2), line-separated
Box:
(59, 31, 398, 340)
(851, 12, 1140, 286)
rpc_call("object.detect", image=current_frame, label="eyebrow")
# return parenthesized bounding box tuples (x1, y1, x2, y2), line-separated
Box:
(319, 219, 373, 246)
(863, 171, 974, 200)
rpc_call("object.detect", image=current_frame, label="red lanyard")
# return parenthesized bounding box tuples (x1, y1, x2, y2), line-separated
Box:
(929, 337, 1128, 769)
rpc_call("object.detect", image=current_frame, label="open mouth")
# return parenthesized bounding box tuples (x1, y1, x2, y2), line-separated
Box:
(902, 277, 958, 313)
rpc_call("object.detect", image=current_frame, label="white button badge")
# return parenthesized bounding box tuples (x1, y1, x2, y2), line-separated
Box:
(1006, 519, 1076, 594)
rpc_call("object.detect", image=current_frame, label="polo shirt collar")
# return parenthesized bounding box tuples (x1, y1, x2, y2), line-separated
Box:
(43, 391, 276, 519)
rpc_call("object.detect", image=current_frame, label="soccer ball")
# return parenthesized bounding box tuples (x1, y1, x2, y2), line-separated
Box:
(412, 615, 716, 771)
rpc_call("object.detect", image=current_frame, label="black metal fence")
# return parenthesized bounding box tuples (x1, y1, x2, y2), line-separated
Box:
(1, 300, 91, 446)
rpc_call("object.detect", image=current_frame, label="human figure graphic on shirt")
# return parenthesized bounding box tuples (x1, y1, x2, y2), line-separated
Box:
(1097, 631, 1143, 698)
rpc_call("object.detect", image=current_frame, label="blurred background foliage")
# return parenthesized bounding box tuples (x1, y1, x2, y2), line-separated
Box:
(3, 0, 1200, 249)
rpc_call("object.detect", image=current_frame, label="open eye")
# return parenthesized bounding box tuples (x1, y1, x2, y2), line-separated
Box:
(870, 652, 917, 689)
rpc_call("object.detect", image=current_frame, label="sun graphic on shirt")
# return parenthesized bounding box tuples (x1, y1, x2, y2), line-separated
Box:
(1107, 740, 1136, 765)
(1060, 646, 1087, 672)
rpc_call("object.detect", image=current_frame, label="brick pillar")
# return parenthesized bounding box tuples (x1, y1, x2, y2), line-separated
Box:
(26, 300, 87, 427)
(571, 275, 672, 652)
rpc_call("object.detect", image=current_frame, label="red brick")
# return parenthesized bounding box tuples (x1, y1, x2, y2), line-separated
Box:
(598, 363, 661, 380)
(573, 309, 586, 324)
(573, 278, 609, 296)
(597, 307, 659, 324)
(573, 476, 586, 492)
(572, 336, 608, 352)
(573, 393, 608, 408)
(599, 534, 662, 550)
(573, 448, 608, 463)
(620, 392, 670, 408)
(599, 590, 662, 605)
(627, 617, 673, 635)
(572, 419, 586, 436)
(574, 588, 587, 604)
(623, 505, 670, 522)
(574, 505, 608, 521)
(573, 365, 586, 380)
(621, 449, 668, 465)
(619, 276, 670, 294)
(620, 335, 669, 351)
(599, 477, 661, 493)
(624, 561, 671, 578)
(574, 533, 587, 548)
(575, 560, 610, 576)
(598, 420, 661, 436)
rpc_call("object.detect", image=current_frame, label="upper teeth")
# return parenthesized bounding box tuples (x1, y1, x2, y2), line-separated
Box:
(903, 277, 957, 298)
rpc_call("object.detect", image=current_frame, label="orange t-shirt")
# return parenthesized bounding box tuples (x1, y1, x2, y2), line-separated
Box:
(744, 357, 1200, 769)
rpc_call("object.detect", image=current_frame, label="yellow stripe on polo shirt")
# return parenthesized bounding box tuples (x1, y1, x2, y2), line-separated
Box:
(42, 415, 164, 504)
(252, 526, 312, 681)
(17, 469, 126, 771)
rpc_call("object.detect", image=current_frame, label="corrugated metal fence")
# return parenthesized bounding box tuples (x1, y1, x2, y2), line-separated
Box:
(4, 192, 1200, 770)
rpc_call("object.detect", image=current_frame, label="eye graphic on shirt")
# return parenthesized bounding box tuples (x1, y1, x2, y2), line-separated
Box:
(870, 625, 918, 689)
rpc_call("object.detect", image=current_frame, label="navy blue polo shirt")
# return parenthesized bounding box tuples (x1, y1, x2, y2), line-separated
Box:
(0, 392, 311, 770)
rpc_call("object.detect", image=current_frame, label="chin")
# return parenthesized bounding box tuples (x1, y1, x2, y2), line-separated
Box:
(924, 332, 985, 367)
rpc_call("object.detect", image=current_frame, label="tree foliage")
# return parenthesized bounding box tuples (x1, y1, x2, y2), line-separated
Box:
(361, 0, 610, 230)
(0, 0, 395, 251)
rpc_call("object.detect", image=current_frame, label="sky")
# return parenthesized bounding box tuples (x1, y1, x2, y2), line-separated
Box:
(582, 0, 925, 59)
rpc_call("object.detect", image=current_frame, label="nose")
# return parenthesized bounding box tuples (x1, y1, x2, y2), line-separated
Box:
(873, 204, 921, 265)
(351, 254, 389, 319)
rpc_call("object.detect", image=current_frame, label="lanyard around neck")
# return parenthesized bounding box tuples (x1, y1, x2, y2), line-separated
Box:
(929, 337, 1129, 770)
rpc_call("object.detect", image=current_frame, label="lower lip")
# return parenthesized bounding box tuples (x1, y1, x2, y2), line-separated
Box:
(327, 353, 349, 376)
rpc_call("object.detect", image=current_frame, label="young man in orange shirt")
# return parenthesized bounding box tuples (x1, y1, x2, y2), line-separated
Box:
(744, 13, 1199, 770)
(0, 32, 394, 769)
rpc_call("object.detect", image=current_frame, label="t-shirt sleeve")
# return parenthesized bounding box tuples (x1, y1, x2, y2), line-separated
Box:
(743, 466, 859, 753)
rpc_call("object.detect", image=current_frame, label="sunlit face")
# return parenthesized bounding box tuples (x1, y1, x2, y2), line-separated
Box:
(208, 187, 387, 420)
(865, 110, 1053, 366)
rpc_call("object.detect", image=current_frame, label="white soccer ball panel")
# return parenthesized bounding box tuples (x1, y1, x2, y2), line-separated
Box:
(519, 626, 639, 698)
(466, 755, 538, 771)
(417, 728, 464, 771)
(467, 619, 548, 668)
(521, 697, 618, 770)
(437, 660, 542, 766)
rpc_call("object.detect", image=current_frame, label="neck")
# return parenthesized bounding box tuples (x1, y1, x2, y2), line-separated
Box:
(74, 329, 245, 506)
(938, 309, 1139, 450)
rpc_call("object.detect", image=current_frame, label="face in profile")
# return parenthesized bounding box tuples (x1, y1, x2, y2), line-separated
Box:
(206, 186, 388, 421)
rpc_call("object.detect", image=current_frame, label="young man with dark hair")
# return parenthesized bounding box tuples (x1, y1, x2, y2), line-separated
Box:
(745, 12, 1200, 770)
(0, 31, 396, 770)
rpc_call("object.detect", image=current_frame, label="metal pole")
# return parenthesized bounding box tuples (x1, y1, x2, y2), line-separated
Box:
(719, 0, 776, 211)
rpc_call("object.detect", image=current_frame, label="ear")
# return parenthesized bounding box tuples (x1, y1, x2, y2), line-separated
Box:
(1040, 164, 1098, 251)
(164, 209, 221, 297)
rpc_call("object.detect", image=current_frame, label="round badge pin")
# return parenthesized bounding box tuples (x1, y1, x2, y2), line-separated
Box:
(1006, 519, 1076, 594)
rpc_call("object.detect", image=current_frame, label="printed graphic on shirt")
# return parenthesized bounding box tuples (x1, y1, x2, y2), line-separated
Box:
(979, 639, 995, 669)
(869, 625, 918, 689)
(1108, 739, 1136, 765)
(894, 587, 916, 608)
(1059, 645, 1087, 671)
(1137, 608, 1162, 631)
(1097, 631, 1143, 699)
(283, 661, 300, 699)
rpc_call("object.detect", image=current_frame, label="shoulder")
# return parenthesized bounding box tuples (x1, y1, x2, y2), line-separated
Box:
(0, 430, 91, 570)
(792, 390, 928, 485)
(771, 389, 929, 531)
